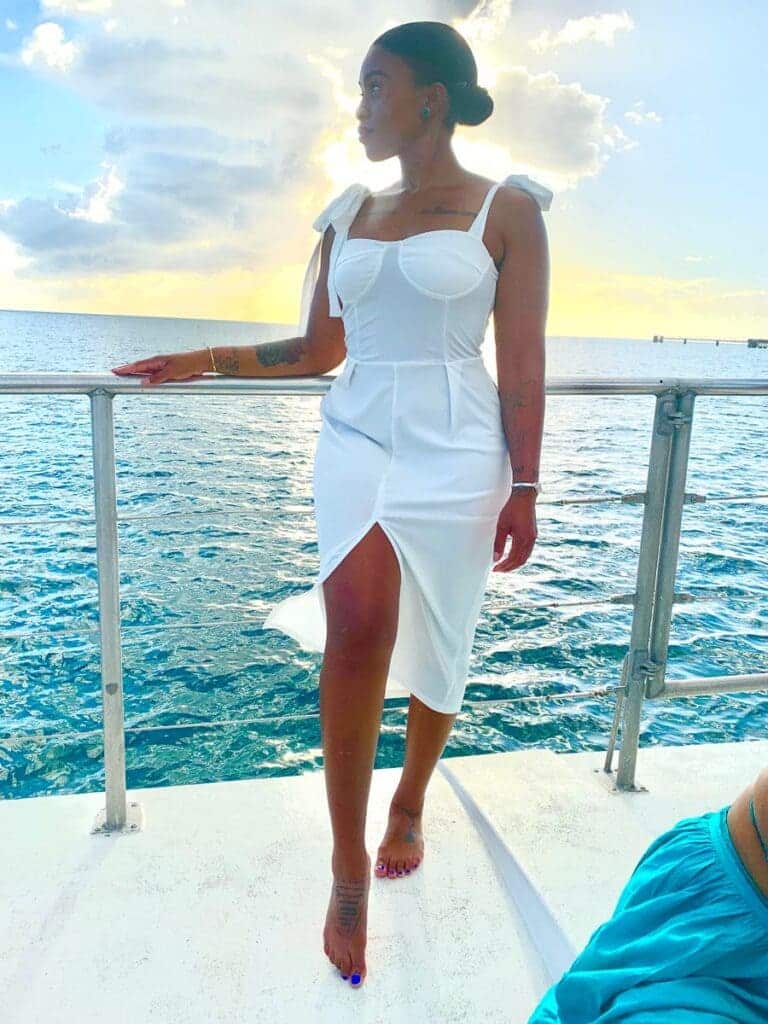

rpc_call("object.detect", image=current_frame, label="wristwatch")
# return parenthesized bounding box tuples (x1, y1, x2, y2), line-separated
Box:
(511, 481, 542, 496)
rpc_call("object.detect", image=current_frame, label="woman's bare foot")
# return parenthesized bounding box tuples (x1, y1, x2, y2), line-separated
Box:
(375, 799, 424, 878)
(323, 851, 371, 987)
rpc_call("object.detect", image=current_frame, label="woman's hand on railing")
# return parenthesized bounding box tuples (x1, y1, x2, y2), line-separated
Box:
(110, 349, 210, 388)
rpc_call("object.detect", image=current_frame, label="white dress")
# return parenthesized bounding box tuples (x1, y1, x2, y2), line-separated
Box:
(262, 174, 553, 714)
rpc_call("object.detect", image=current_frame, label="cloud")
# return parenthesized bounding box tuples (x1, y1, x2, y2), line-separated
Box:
(69, 163, 124, 223)
(4, 1, 355, 279)
(0, 146, 275, 275)
(0, 195, 116, 259)
(528, 11, 635, 54)
(625, 101, 663, 125)
(0, 231, 33, 280)
(447, 4, 634, 177)
(482, 66, 626, 175)
(51, 179, 86, 193)
(41, 0, 114, 13)
(5, 18, 19, 30)
(5, 0, 632, 284)
(20, 22, 79, 71)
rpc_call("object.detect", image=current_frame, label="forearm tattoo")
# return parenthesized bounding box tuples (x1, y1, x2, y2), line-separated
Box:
(216, 348, 242, 375)
(255, 338, 309, 368)
(498, 376, 542, 478)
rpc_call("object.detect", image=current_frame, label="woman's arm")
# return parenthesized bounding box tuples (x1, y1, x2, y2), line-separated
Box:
(492, 187, 549, 484)
(208, 226, 348, 378)
(207, 336, 320, 378)
(489, 189, 549, 572)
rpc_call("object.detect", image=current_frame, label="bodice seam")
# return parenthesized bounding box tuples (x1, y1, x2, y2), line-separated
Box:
(342, 230, 499, 281)
(336, 236, 498, 314)
(344, 355, 484, 365)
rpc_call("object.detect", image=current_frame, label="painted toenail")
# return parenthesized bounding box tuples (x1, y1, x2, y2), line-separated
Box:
(397, 870, 403, 875)
(351, 973, 361, 984)
(341, 975, 348, 980)
(405, 868, 411, 873)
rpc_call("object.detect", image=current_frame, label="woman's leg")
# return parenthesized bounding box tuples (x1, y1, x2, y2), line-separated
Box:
(320, 522, 401, 987)
(375, 694, 458, 878)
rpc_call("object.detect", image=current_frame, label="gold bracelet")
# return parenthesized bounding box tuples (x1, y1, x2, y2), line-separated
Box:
(208, 345, 219, 373)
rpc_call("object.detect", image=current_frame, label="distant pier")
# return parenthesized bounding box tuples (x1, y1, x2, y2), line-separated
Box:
(652, 334, 768, 347)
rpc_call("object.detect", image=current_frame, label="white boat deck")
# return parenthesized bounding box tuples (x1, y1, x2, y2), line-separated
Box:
(2, 738, 765, 1024)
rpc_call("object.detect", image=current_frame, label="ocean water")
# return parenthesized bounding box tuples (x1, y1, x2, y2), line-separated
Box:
(1, 308, 766, 800)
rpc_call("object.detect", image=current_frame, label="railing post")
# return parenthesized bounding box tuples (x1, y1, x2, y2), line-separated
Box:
(645, 390, 696, 699)
(615, 389, 695, 790)
(90, 390, 127, 828)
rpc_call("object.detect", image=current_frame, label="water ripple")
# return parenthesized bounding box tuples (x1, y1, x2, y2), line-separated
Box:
(1, 313, 766, 797)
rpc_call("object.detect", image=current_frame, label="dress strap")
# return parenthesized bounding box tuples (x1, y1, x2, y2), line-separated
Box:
(467, 183, 502, 238)
(298, 183, 371, 330)
(466, 173, 554, 242)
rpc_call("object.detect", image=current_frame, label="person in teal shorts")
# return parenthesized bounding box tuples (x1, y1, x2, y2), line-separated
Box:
(527, 766, 768, 1023)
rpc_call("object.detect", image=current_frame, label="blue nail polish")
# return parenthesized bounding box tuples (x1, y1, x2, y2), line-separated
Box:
(341, 974, 348, 980)
(405, 868, 410, 873)
(351, 973, 361, 984)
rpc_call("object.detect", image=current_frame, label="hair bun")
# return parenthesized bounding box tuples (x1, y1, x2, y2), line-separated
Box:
(452, 82, 493, 127)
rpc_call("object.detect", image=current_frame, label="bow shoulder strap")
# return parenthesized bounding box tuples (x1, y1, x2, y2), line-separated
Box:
(299, 183, 371, 331)
(500, 173, 554, 211)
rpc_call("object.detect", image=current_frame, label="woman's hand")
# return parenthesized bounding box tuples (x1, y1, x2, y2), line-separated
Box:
(110, 349, 210, 387)
(492, 490, 538, 572)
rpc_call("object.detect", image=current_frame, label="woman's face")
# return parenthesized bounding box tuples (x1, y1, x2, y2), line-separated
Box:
(356, 45, 445, 161)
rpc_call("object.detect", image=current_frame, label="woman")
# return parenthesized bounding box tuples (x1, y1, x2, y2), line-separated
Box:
(112, 21, 552, 989)
(527, 766, 768, 1022)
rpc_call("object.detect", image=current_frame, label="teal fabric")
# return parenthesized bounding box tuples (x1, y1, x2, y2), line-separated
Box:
(527, 805, 768, 1023)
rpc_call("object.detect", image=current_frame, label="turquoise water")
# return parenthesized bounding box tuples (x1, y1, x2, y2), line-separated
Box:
(1, 308, 766, 800)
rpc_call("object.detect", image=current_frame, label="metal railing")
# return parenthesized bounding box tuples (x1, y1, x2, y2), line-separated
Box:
(1, 372, 767, 826)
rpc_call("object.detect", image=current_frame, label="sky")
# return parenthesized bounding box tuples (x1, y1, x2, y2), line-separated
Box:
(0, 0, 766, 339)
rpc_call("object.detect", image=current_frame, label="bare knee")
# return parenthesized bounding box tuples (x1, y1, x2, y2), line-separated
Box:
(325, 603, 397, 661)
(323, 523, 401, 659)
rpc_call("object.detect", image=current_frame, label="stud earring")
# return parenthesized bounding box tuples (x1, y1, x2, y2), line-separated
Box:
(420, 105, 430, 120)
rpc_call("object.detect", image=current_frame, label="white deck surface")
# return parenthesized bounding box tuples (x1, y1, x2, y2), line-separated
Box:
(2, 738, 766, 1024)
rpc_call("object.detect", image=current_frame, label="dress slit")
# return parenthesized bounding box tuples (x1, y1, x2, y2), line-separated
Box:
(319, 517, 404, 636)
(263, 516, 415, 704)
(317, 517, 462, 714)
